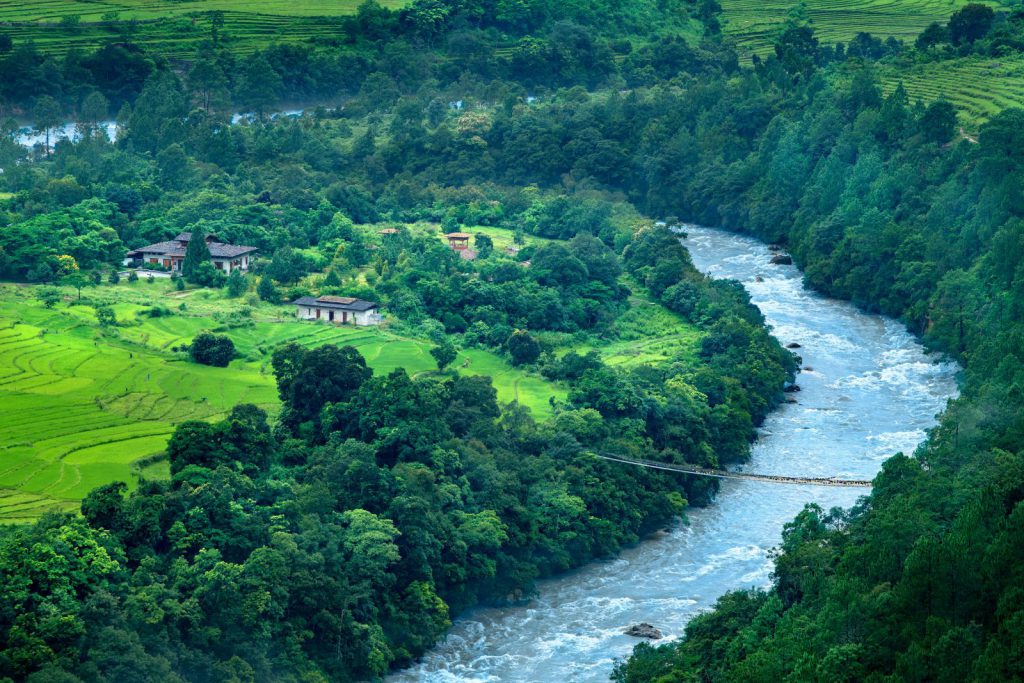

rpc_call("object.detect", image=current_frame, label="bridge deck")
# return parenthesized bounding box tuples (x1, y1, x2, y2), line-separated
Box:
(594, 453, 873, 488)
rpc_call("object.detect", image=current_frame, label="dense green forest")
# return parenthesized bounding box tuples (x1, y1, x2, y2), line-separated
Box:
(0, 0, 799, 680)
(2, 0, 1023, 680)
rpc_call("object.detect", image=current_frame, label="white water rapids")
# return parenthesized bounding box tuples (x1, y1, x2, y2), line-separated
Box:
(389, 225, 960, 683)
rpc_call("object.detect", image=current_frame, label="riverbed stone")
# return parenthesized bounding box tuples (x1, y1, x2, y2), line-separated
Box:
(625, 623, 663, 639)
(770, 254, 793, 265)
(786, 342, 802, 349)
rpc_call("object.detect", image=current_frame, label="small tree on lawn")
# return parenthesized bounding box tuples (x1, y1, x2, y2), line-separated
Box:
(507, 329, 541, 366)
(258, 276, 281, 304)
(181, 226, 211, 280)
(189, 331, 235, 367)
(62, 272, 91, 301)
(96, 306, 117, 327)
(108, 270, 120, 285)
(430, 341, 458, 372)
(38, 287, 61, 309)
(226, 269, 248, 297)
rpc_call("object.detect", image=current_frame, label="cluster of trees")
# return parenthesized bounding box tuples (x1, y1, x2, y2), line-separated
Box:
(10, 0, 1024, 677)
(612, 17, 1024, 683)
(0, 271, 791, 681)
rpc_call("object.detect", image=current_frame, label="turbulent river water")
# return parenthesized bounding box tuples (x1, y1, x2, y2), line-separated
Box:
(390, 225, 960, 683)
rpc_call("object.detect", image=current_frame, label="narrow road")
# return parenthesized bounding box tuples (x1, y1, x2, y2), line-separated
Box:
(594, 452, 873, 488)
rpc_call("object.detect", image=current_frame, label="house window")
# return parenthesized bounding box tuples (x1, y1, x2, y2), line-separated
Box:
(214, 261, 223, 270)
(149, 257, 158, 265)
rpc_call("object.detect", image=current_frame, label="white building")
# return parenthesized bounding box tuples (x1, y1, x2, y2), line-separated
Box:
(293, 296, 382, 326)
(125, 232, 257, 274)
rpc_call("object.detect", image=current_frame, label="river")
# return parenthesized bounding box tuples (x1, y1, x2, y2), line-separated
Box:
(388, 225, 960, 683)
(13, 110, 304, 148)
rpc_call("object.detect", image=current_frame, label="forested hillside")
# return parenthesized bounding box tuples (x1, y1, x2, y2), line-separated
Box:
(0, 0, 800, 679)
(1, 0, 1023, 680)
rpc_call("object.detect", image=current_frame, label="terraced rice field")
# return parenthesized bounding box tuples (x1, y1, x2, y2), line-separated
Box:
(0, 0, 410, 57)
(0, 281, 559, 523)
(880, 56, 1024, 125)
(720, 0, 985, 55)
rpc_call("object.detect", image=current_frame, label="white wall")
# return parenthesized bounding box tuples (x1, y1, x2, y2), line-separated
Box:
(295, 306, 380, 325)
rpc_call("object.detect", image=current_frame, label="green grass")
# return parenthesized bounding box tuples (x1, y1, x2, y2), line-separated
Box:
(880, 55, 1024, 126)
(0, 279, 560, 522)
(0, 0, 410, 57)
(720, 0, 989, 56)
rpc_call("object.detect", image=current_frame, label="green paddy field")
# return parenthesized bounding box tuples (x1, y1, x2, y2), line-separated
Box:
(720, 0, 990, 56)
(0, 276, 701, 524)
(0, 0, 409, 57)
(0, 280, 564, 523)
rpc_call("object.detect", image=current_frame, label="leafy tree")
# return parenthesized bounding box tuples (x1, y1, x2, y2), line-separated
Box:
(774, 25, 818, 77)
(948, 3, 994, 45)
(95, 306, 116, 326)
(474, 233, 494, 258)
(430, 340, 458, 371)
(156, 143, 191, 189)
(226, 269, 248, 297)
(506, 329, 540, 365)
(919, 100, 957, 144)
(61, 271, 91, 300)
(32, 95, 62, 157)
(274, 344, 372, 427)
(189, 331, 235, 367)
(257, 275, 281, 304)
(235, 52, 283, 118)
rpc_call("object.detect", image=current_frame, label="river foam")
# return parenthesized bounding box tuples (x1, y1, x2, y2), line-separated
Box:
(388, 225, 959, 683)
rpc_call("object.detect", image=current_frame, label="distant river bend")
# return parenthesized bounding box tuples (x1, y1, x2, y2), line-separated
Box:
(388, 225, 960, 683)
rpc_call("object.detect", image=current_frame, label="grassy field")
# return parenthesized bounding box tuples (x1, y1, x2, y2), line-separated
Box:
(0, 279, 560, 523)
(720, 0, 987, 56)
(879, 55, 1024, 126)
(0, 0, 409, 57)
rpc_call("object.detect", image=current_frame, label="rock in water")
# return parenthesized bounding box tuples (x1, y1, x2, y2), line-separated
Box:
(786, 342, 802, 349)
(625, 623, 663, 639)
(770, 254, 793, 265)
(784, 384, 801, 393)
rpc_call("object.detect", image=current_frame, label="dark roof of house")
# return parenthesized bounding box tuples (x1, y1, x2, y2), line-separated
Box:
(174, 232, 219, 242)
(293, 296, 378, 312)
(128, 239, 257, 259)
(207, 242, 258, 258)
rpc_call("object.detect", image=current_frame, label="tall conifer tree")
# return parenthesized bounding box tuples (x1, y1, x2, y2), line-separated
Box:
(182, 226, 211, 278)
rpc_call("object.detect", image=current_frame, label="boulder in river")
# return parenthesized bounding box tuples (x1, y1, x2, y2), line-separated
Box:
(786, 342, 802, 349)
(755, 275, 764, 282)
(625, 623, 663, 639)
(770, 254, 793, 265)
(785, 396, 798, 403)
(784, 384, 801, 393)
(803, 366, 814, 372)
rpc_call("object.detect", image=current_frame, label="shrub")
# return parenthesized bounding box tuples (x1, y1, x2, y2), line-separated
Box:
(95, 306, 117, 327)
(189, 331, 235, 367)
(507, 329, 541, 366)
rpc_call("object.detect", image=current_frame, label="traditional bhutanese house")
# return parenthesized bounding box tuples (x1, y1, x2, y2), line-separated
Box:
(293, 295, 382, 326)
(125, 232, 258, 274)
(445, 232, 472, 250)
(378, 228, 401, 236)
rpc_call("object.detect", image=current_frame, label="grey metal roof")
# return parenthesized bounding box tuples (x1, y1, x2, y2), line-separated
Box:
(128, 239, 257, 259)
(293, 296, 378, 312)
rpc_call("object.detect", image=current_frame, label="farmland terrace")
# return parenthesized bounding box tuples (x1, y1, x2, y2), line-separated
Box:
(0, 0, 410, 57)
